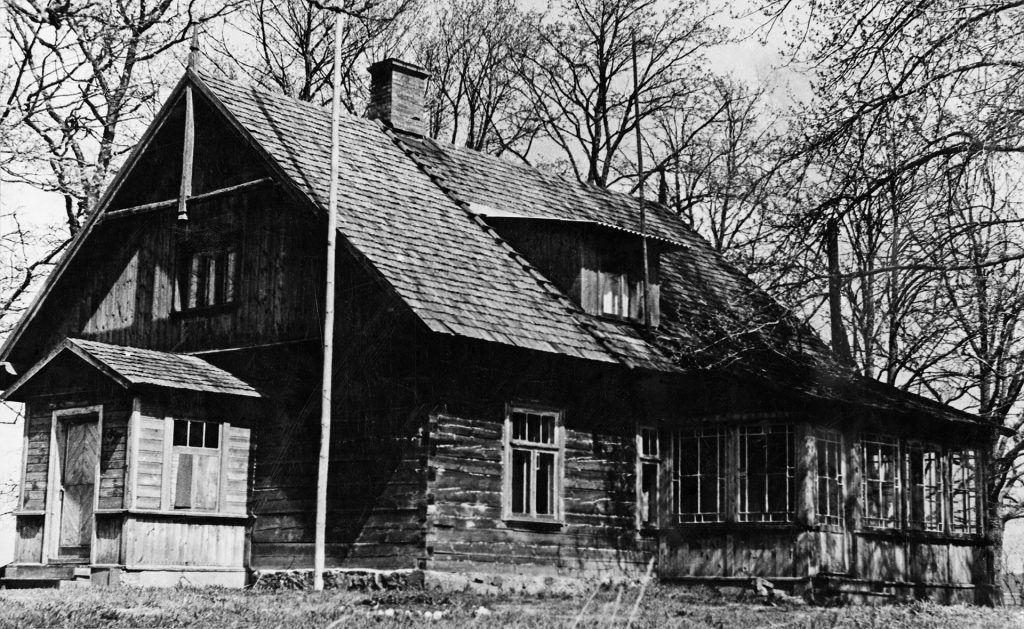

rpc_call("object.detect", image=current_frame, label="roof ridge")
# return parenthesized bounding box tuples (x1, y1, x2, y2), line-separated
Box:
(384, 129, 644, 369)
(416, 134, 686, 230)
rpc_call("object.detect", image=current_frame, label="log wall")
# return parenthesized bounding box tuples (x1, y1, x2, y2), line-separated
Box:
(426, 413, 654, 576)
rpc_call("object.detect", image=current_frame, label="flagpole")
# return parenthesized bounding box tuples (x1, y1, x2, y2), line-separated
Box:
(314, 9, 344, 592)
(632, 32, 651, 328)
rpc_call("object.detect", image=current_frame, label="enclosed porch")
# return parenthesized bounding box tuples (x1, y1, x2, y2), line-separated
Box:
(1, 338, 262, 587)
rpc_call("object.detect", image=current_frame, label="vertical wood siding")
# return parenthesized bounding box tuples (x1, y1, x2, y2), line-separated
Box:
(124, 515, 245, 567)
(12, 188, 323, 366)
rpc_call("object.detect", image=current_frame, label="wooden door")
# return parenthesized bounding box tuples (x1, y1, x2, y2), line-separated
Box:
(55, 417, 99, 561)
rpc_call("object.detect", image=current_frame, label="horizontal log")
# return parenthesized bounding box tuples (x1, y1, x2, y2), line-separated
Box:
(100, 178, 275, 221)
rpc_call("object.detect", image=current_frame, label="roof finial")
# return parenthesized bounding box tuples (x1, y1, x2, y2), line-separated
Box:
(187, 27, 200, 71)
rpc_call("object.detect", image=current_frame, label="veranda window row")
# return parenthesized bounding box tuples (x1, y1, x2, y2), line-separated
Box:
(861, 435, 980, 534)
(670, 426, 981, 534)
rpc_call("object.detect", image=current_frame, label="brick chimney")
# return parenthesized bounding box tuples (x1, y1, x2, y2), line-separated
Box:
(367, 58, 429, 136)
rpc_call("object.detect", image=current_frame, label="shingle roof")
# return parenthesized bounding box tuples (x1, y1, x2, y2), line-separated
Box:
(187, 73, 989, 429)
(399, 136, 685, 246)
(197, 73, 635, 365)
(1, 338, 263, 400)
(70, 339, 263, 396)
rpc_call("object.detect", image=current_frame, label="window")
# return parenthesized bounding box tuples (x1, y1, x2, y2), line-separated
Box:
(186, 248, 238, 309)
(505, 408, 561, 520)
(674, 427, 726, 523)
(816, 431, 844, 528)
(176, 231, 239, 311)
(738, 424, 794, 523)
(950, 450, 979, 534)
(906, 443, 944, 532)
(637, 426, 659, 528)
(862, 436, 899, 528)
(599, 269, 643, 319)
(171, 419, 221, 510)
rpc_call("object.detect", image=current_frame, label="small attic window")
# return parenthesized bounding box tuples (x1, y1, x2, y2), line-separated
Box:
(600, 267, 643, 319)
(596, 248, 648, 322)
(175, 230, 240, 312)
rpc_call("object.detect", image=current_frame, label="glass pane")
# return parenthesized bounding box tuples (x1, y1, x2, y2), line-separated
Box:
(536, 452, 555, 515)
(620, 275, 631, 316)
(641, 462, 658, 524)
(205, 423, 219, 449)
(698, 435, 719, 475)
(641, 428, 657, 457)
(527, 414, 540, 443)
(600, 271, 616, 314)
(173, 420, 188, 447)
(512, 413, 526, 440)
(680, 477, 698, 516)
(748, 467, 767, 513)
(205, 256, 217, 306)
(699, 473, 718, 514)
(679, 438, 698, 476)
(188, 421, 204, 447)
(540, 415, 554, 444)
(817, 477, 829, 515)
(511, 449, 530, 514)
(224, 250, 237, 302)
(188, 255, 201, 309)
(767, 473, 788, 513)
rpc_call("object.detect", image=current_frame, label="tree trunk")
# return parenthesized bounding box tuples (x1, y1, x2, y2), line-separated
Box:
(986, 439, 1006, 606)
(826, 218, 853, 365)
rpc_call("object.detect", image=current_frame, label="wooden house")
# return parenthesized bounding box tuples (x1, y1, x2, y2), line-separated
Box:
(0, 59, 1000, 601)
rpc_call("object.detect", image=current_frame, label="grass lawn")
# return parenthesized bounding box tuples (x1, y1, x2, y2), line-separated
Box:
(1, 585, 1023, 628)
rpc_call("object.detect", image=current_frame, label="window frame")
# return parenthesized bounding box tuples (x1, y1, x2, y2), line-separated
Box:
(673, 426, 727, 524)
(164, 418, 226, 513)
(815, 429, 845, 529)
(736, 423, 795, 524)
(636, 425, 660, 530)
(949, 449, 981, 535)
(904, 441, 945, 533)
(861, 435, 901, 529)
(502, 405, 564, 524)
(174, 232, 241, 314)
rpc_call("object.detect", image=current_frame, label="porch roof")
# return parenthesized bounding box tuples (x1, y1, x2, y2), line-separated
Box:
(0, 338, 264, 401)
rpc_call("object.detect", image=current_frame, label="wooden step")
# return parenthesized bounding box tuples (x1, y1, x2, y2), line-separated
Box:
(0, 564, 90, 589)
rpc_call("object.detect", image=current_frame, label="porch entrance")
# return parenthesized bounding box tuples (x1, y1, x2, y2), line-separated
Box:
(51, 411, 100, 562)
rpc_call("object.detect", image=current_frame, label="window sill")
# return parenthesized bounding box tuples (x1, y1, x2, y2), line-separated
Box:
(674, 520, 797, 534)
(503, 517, 563, 530)
(124, 508, 248, 521)
(855, 527, 985, 543)
(171, 303, 240, 318)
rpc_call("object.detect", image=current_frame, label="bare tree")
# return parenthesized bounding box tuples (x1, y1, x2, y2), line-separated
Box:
(414, 0, 541, 157)
(654, 77, 785, 275)
(211, 0, 416, 110)
(754, 1, 1024, 593)
(523, 0, 725, 187)
(2, 0, 237, 236)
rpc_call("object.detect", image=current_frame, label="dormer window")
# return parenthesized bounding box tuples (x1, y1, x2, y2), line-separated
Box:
(598, 253, 645, 320)
(591, 243, 658, 325)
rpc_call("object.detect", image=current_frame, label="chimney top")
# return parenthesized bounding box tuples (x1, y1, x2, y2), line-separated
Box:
(367, 58, 429, 136)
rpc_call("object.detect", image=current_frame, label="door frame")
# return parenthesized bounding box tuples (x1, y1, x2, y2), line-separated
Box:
(44, 404, 103, 564)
